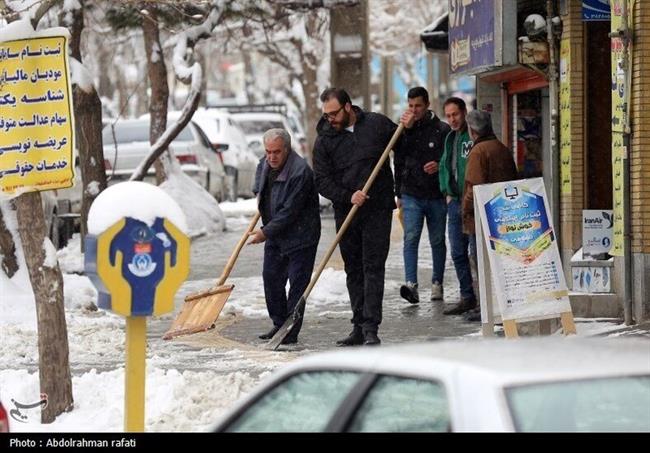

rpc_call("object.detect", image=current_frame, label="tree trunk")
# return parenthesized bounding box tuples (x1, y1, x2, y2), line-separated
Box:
(0, 203, 18, 278)
(142, 5, 169, 185)
(67, 0, 108, 251)
(73, 86, 108, 249)
(15, 192, 73, 423)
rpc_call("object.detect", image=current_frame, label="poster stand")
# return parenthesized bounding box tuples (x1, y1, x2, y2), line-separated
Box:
(474, 178, 576, 338)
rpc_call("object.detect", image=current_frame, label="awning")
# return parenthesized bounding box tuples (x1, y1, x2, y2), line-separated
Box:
(420, 12, 448, 53)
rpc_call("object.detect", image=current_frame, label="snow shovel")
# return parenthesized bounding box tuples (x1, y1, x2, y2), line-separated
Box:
(163, 211, 261, 340)
(267, 123, 405, 350)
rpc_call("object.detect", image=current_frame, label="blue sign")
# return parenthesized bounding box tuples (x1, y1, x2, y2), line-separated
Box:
(85, 216, 190, 317)
(448, 0, 496, 74)
(583, 0, 611, 21)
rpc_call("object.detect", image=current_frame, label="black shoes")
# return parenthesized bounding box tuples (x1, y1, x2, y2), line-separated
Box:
(258, 325, 281, 340)
(463, 308, 481, 322)
(363, 331, 381, 346)
(400, 282, 420, 304)
(281, 336, 298, 345)
(443, 297, 477, 315)
(336, 327, 364, 347)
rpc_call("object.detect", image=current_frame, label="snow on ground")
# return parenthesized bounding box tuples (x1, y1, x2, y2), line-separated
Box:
(0, 366, 269, 432)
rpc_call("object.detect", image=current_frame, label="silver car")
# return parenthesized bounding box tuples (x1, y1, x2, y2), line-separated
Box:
(102, 119, 226, 200)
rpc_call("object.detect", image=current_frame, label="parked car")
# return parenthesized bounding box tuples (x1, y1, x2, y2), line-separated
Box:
(41, 190, 76, 250)
(232, 111, 306, 158)
(213, 338, 650, 432)
(102, 118, 226, 201)
(182, 109, 258, 201)
(0, 399, 8, 432)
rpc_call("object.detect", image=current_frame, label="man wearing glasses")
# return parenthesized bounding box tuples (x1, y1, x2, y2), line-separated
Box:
(313, 88, 399, 347)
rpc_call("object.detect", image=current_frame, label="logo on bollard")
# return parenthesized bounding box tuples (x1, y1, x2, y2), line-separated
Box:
(85, 216, 190, 317)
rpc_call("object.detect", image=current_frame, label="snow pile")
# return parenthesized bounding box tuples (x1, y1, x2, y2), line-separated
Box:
(88, 181, 188, 235)
(0, 202, 36, 327)
(0, 366, 263, 432)
(160, 167, 226, 237)
(219, 198, 258, 217)
(56, 234, 84, 274)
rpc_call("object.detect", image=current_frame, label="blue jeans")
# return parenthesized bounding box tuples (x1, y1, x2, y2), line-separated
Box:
(401, 195, 447, 285)
(447, 199, 476, 300)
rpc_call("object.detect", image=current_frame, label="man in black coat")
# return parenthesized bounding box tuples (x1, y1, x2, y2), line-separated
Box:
(313, 88, 397, 346)
(395, 87, 451, 305)
(250, 128, 321, 345)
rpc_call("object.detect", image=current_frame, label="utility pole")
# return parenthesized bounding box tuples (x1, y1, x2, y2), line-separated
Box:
(330, 0, 370, 109)
(381, 56, 394, 118)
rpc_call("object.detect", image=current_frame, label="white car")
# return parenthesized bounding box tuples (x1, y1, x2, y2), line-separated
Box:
(232, 112, 306, 158)
(186, 109, 258, 201)
(212, 338, 650, 432)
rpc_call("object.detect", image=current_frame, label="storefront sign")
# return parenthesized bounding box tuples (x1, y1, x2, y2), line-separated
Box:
(0, 34, 75, 198)
(583, 0, 611, 21)
(448, 0, 516, 75)
(582, 210, 613, 256)
(475, 178, 571, 321)
(610, 0, 631, 257)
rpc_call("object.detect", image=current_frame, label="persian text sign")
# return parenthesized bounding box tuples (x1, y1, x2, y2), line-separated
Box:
(475, 178, 571, 321)
(448, 0, 496, 74)
(0, 36, 75, 198)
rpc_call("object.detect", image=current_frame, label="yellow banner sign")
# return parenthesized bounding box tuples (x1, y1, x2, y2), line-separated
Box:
(610, 0, 632, 257)
(0, 36, 75, 198)
(559, 38, 571, 195)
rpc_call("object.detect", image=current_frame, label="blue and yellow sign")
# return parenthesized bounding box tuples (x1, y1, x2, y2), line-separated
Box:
(484, 184, 553, 265)
(0, 35, 75, 197)
(85, 216, 190, 317)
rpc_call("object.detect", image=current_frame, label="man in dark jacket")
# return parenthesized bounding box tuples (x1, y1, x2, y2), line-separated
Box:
(313, 88, 397, 346)
(395, 87, 451, 305)
(460, 110, 518, 322)
(250, 128, 321, 344)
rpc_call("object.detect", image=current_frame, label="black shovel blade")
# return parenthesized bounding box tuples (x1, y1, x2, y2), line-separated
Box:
(266, 296, 306, 350)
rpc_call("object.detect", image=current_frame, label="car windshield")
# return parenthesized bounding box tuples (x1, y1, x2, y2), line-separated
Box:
(103, 122, 194, 145)
(506, 375, 650, 432)
(236, 120, 284, 135)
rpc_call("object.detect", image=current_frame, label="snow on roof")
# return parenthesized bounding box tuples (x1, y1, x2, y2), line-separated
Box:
(87, 181, 188, 235)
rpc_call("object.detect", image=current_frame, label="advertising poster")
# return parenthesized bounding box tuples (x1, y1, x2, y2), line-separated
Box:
(582, 209, 614, 256)
(475, 178, 571, 321)
(0, 34, 75, 198)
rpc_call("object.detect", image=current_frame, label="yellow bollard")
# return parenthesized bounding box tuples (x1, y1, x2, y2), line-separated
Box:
(124, 316, 146, 432)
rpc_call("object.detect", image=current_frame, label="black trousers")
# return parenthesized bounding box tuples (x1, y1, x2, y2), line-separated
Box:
(336, 208, 392, 334)
(262, 242, 318, 337)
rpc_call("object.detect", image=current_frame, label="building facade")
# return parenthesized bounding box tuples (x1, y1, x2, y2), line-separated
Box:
(436, 0, 648, 323)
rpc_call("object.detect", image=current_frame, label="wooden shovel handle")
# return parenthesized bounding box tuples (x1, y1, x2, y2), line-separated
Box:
(216, 211, 261, 286)
(302, 123, 405, 299)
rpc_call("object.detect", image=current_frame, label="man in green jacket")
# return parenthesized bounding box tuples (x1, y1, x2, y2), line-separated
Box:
(439, 97, 477, 315)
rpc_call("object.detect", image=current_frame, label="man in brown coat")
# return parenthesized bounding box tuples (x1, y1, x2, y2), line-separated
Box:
(461, 110, 518, 321)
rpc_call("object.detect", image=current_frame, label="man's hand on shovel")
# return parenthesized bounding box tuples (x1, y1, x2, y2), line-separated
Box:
(351, 190, 369, 207)
(248, 229, 267, 244)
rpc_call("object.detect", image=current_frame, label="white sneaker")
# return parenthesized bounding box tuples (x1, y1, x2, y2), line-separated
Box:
(430, 282, 443, 301)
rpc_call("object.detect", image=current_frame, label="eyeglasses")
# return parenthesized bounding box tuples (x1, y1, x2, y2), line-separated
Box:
(322, 106, 344, 121)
